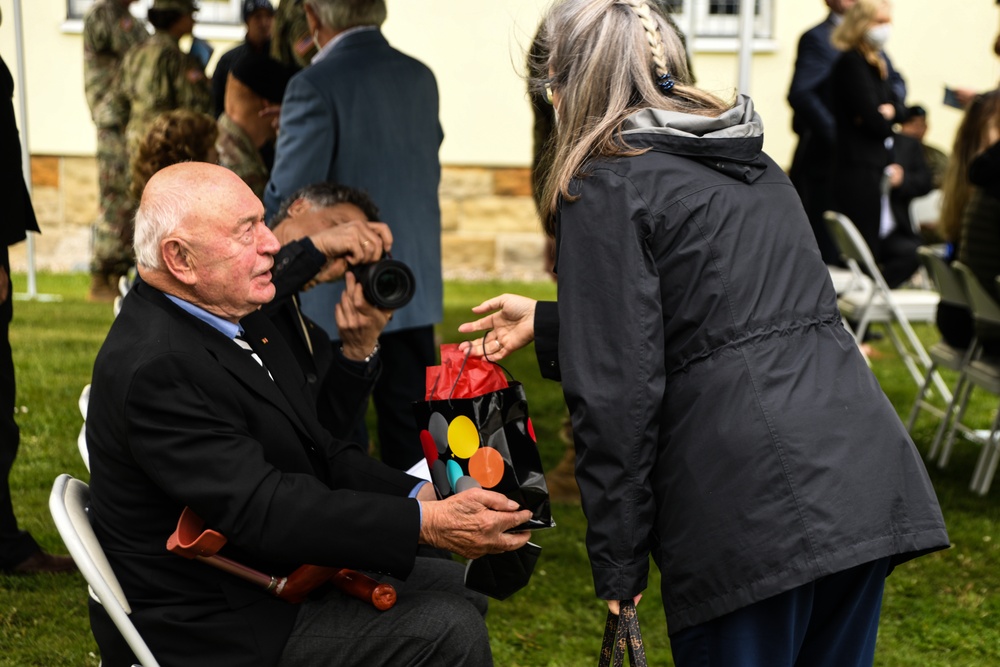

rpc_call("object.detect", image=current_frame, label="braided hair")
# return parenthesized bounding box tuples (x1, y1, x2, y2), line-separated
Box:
(533, 0, 731, 228)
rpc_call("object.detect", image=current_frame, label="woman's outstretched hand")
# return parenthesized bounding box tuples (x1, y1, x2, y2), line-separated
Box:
(457, 294, 538, 360)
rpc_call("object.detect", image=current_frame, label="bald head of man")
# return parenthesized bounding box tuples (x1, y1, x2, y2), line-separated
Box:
(133, 162, 281, 323)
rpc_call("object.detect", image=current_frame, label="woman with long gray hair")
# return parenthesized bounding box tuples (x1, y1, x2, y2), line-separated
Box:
(460, 0, 948, 664)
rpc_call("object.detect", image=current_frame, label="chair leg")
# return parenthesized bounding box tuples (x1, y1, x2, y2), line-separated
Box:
(928, 374, 968, 462)
(970, 406, 1000, 493)
(885, 323, 928, 394)
(940, 380, 975, 468)
(979, 441, 1000, 495)
(906, 364, 937, 433)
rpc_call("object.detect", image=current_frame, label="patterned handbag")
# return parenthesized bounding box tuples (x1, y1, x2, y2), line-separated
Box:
(599, 601, 648, 667)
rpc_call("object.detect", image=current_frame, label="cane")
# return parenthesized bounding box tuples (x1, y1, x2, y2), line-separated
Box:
(166, 507, 396, 610)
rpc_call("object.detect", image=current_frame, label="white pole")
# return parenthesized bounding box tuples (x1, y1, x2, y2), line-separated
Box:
(11, 0, 57, 303)
(736, 0, 755, 95)
(12, 0, 37, 299)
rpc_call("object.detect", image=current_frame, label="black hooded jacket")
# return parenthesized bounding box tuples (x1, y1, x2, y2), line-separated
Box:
(551, 95, 948, 633)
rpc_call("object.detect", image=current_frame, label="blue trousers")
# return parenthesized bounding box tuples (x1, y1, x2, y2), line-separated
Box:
(670, 557, 891, 667)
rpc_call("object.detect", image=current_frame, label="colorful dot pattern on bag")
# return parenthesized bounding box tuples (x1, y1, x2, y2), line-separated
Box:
(428, 412, 449, 454)
(447, 415, 480, 459)
(469, 447, 505, 489)
(419, 430, 438, 465)
(446, 460, 464, 493)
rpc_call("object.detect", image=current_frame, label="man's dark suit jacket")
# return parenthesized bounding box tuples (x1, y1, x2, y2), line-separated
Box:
(1, 55, 38, 248)
(86, 280, 422, 667)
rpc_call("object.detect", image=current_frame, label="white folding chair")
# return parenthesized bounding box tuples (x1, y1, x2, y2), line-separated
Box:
(48, 474, 160, 667)
(907, 248, 980, 461)
(78, 384, 91, 472)
(824, 211, 949, 400)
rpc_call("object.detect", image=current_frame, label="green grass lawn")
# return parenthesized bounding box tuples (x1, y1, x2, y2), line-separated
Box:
(0, 273, 997, 666)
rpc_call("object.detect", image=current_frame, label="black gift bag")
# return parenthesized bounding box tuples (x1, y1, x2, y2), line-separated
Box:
(412, 381, 554, 531)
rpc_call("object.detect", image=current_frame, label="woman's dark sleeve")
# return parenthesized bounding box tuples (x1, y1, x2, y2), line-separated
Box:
(534, 300, 561, 381)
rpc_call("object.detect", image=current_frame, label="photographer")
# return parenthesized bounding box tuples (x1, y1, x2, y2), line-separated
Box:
(265, 183, 397, 440)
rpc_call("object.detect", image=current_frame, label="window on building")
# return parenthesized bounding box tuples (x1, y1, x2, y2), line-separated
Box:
(68, 0, 244, 24)
(662, 0, 772, 40)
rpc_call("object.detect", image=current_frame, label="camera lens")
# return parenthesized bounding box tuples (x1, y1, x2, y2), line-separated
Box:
(352, 257, 416, 310)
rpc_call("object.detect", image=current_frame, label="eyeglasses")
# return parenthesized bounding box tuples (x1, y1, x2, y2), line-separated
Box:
(544, 82, 554, 105)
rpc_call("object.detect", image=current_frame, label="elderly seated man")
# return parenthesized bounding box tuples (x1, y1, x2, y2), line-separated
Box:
(85, 162, 530, 667)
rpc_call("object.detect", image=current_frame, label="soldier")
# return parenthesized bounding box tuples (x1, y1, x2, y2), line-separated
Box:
(211, 0, 275, 117)
(270, 0, 315, 71)
(83, 0, 148, 302)
(116, 0, 212, 180)
(216, 52, 292, 200)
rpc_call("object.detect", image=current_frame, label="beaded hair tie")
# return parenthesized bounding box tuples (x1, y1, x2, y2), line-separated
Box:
(657, 72, 675, 93)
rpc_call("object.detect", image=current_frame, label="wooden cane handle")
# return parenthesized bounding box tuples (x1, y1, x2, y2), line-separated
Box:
(166, 507, 227, 558)
(167, 509, 396, 610)
(330, 568, 397, 611)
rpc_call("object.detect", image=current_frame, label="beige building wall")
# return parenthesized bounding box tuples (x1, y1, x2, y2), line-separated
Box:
(1, 0, 999, 276)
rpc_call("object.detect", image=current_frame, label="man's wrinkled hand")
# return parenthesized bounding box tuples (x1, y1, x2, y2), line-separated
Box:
(419, 488, 532, 560)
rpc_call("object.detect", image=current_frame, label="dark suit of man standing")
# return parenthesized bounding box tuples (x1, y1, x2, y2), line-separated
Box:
(788, 0, 906, 265)
(0, 53, 75, 575)
(264, 0, 442, 471)
(86, 162, 530, 666)
(788, 1, 855, 264)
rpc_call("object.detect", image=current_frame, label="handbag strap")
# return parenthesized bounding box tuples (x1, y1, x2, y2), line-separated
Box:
(598, 601, 647, 667)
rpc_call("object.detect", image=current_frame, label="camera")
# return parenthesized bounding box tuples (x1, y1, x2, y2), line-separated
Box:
(349, 255, 416, 310)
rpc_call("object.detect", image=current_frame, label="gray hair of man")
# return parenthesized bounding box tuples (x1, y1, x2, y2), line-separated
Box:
(533, 0, 730, 230)
(270, 181, 381, 228)
(304, 0, 386, 31)
(133, 177, 191, 270)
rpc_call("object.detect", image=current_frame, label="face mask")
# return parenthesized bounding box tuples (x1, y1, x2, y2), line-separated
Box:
(865, 24, 891, 49)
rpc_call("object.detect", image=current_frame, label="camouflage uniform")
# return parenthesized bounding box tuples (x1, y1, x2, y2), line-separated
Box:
(117, 32, 213, 164)
(216, 113, 269, 201)
(83, 0, 148, 279)
(270, 0, 315, 70)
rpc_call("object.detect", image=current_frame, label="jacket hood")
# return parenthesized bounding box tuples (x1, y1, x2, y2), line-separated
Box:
(620, 94, 767, 183)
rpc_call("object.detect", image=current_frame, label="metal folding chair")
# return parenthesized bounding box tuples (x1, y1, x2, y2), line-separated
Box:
(823, 211, 949, 400)
(907, 248, 979, 462)
(49, 474, 159, 667)
(941, 264, 1000, 495)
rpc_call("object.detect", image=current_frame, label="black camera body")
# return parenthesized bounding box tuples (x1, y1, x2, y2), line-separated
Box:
(349, 256, 416, 310)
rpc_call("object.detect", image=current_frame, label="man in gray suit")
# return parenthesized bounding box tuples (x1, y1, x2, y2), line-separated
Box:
(264, 0, 442, 471)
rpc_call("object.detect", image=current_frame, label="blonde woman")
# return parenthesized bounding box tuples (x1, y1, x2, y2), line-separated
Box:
(460, 1, 947, 664)
(830, 0, 918, 287)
